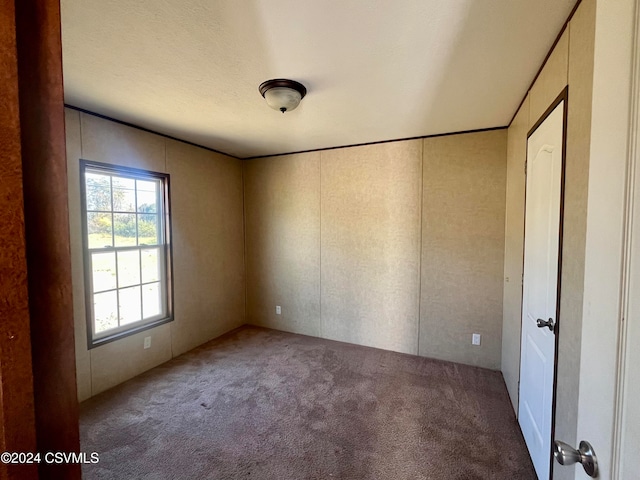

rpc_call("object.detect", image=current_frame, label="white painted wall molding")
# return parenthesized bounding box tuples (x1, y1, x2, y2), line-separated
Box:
(612, 0, 640, 478)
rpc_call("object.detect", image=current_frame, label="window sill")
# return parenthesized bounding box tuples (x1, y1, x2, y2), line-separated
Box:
(88, 315, 173, 350)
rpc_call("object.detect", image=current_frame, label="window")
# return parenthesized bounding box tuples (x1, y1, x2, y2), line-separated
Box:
(81, 160, 173, 348)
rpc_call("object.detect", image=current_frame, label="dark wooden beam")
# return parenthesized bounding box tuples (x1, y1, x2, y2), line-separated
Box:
(0, 0, 38, 478)
(14, 0, 81, 478)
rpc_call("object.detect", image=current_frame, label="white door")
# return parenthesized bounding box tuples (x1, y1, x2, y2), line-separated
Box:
(519, 101, 565, 480)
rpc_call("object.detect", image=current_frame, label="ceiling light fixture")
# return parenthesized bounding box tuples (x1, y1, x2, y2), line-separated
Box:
(259, 79, 307, 113)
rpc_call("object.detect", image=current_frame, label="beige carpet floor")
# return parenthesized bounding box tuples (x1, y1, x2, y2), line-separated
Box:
(80, 326, 535, 479)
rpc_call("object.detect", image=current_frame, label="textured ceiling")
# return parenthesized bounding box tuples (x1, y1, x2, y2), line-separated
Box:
(61, 0, 576, 158)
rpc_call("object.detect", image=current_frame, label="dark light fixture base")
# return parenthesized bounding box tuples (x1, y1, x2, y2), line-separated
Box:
(259, 79, 307, 99)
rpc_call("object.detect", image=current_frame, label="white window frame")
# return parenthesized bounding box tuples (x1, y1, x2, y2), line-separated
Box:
(80, 160, 173, 348)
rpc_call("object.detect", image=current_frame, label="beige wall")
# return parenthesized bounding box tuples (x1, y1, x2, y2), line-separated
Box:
(166, 139, 245, 356)
(65, 109, 245, 400)
(500, 2, 595, 476)
(320, 141, 423, 354)
(420, 131, 507, 370)
(502, 95, 529, 411)
(245, 131, 507, 368)
(528, 31, 569, 128)
(244, 152, 321, 337)
(555, 1, 595, 471)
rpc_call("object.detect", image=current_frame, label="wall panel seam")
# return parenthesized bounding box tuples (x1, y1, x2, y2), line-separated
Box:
(165, 139, 175, 360)
(319, 151, 323, 339)
(417, 140, 424, 356)
(566, 23, 571, 86)
(242, 161, 248, 328)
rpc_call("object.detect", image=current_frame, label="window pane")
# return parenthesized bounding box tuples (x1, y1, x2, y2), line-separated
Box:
(117, 250, 140, 288)
(137, 214, 158, 245)
(113, 213, 137, 246)
(112, 177, 136, 212)
(92, 252, 116, 292)
(85, 173, 111, 211)
(87, 212, 113, 248)
(137, 179, 157, 213)
(142, 282, 162, 319)
(141, 248, 160, 283)
(94, 290, 118, 333)
(119, 286, 142, 325)
(83, 164, 170, 345)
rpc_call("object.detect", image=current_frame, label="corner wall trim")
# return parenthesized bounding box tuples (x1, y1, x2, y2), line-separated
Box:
(244, 126, 508, 160)
(66, 105, 508, 161)
(64, 104, 240, 159)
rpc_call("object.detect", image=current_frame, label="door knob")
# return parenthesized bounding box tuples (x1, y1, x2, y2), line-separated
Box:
(536, 317, 556, 332)
(554, 440, 598, 477)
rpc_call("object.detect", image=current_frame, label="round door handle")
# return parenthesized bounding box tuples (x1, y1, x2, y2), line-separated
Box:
(536, 317, 556, 332)
(554, 440, 598, 478)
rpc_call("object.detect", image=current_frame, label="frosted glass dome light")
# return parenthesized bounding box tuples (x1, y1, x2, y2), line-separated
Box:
(259, 79, 307, 113)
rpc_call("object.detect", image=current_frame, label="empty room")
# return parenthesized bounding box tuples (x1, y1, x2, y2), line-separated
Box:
(2, 0, 640, 479)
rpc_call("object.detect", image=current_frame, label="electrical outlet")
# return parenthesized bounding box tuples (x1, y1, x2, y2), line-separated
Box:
(144, 336, 151, 349)
(472, 333, 481, 346)
(275, 305, 282, 315)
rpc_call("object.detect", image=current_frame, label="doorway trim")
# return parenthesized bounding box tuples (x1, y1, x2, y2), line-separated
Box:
(520, 86, 569, 479)
(612, 0, 640, 477)
(13, 0, 81, 478)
